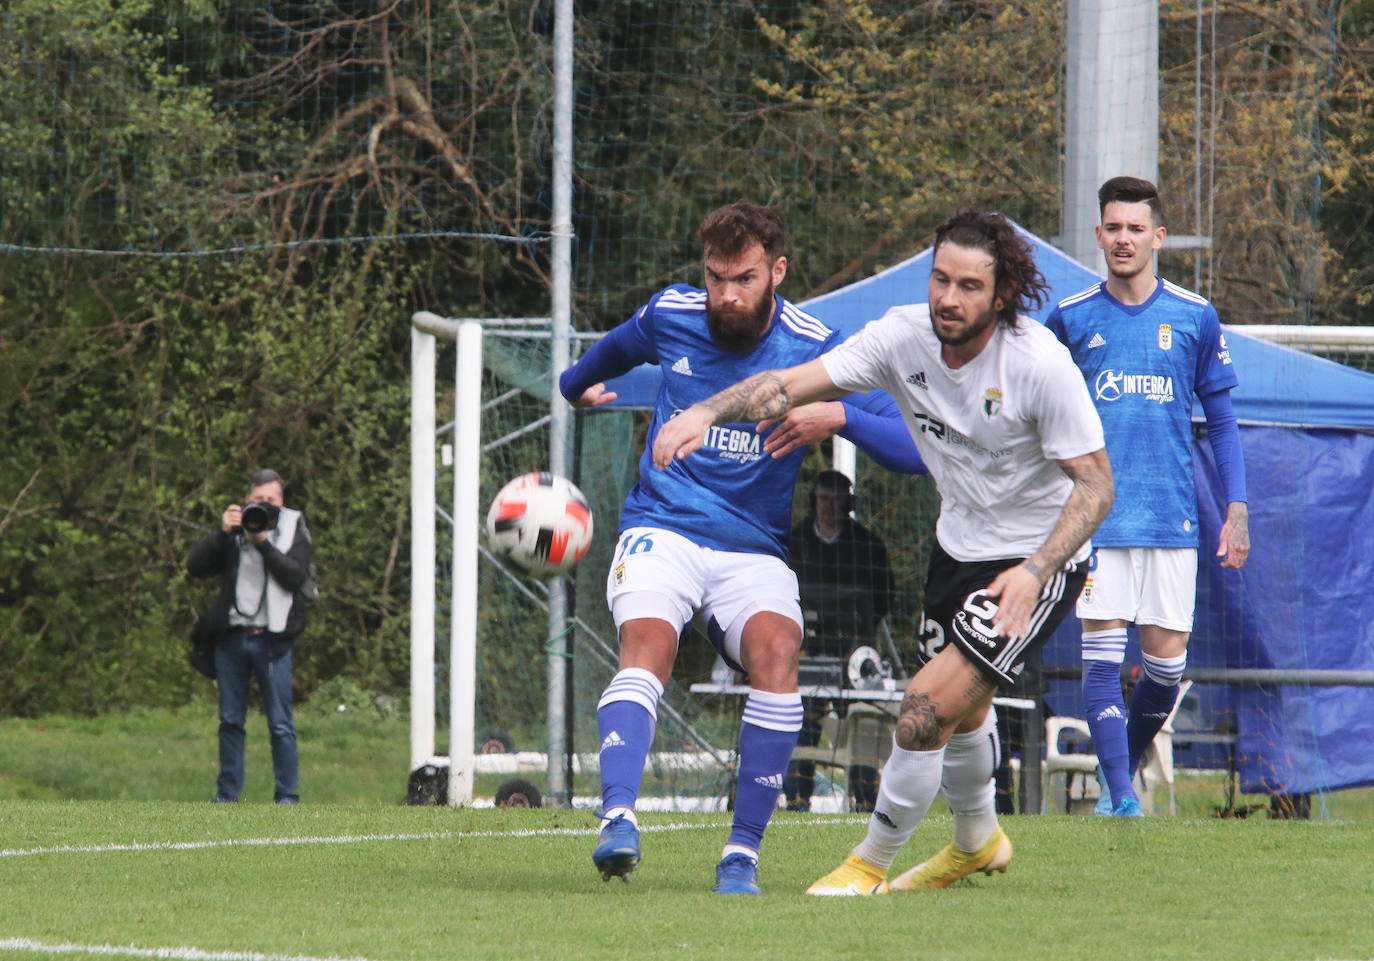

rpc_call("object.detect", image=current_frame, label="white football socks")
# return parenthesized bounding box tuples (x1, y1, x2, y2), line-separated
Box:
(852, 735, 944, 870)
(942, 709, 1001, 852)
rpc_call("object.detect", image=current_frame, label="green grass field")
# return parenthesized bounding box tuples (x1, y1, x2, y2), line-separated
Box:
(3, 704, 1374, 961)
(3, 803, 1374, 961)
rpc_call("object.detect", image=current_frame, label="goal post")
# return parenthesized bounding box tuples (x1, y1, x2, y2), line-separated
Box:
(410, 311, 482, 806)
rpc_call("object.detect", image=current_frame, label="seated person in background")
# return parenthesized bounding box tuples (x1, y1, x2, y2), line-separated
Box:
(784, 470, 894, 811)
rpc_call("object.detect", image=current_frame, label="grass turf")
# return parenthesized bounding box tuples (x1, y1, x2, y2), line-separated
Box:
(3, 802, 1374, 961)
(3, 705, 1374, 961)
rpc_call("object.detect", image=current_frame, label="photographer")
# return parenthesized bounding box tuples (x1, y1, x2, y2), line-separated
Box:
(187, 468, 313, 804)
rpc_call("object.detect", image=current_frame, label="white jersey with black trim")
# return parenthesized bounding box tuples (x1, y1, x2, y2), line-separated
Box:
(615, 284, 841, 559)
(821, 303, 1105, 563)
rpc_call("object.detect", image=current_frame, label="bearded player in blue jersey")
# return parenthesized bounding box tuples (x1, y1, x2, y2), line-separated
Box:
(1044, 176, 1251, 817)
(559, 201, 923, 895)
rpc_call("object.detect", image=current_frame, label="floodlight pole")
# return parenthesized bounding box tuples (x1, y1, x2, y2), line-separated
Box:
(546, 0, 575, 804)
(1062, 0, 1158, 266)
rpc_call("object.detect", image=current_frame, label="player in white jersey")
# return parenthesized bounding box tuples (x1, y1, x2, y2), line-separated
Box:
(1044, 176, 1250, 816)
(654, 210, 1114, 895)
(559, 201, 923, 895)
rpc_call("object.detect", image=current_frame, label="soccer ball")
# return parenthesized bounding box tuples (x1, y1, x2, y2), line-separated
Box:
(485, 472, 594, 578)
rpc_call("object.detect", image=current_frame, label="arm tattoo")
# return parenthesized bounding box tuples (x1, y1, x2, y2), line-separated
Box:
(698, 372, 791, 424)
(1031, 453, 1114, 574)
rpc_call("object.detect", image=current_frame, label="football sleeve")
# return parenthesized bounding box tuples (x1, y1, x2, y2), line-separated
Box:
(839, 392, 927, 475)
(1200, 388, 1247, 504)
(558, 307, 656, 402)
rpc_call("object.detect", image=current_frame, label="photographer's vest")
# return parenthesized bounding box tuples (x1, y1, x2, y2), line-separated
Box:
(228, 507, 303, 634)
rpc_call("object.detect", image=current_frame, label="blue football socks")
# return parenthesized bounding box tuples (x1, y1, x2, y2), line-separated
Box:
(727, 690, 802, 853)
(596, 668, 663, 813)
(1083, 658, 1134, 806)
(1127, 652, 1186, 774)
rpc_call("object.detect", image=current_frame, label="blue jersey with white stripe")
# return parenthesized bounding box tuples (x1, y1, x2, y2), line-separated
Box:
(1044, 279, 1239, 547)
(560, 284, 842, 559)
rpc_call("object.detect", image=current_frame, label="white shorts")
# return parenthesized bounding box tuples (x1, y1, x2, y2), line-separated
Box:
(605, 526, 802, 668)
(1076, 546, 1197, 632)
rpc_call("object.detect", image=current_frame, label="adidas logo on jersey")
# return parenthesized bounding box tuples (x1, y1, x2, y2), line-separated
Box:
(1088, 332, 1106, 349)
(600, 730, 627, 750)
(1093, 705, 1125, 723)
(672, 356, 693, 376)
(905, 370, 929, 390)
(754, 772, 784, 790)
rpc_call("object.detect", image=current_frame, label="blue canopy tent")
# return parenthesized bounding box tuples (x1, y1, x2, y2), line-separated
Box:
(597, 221, 1374, 795)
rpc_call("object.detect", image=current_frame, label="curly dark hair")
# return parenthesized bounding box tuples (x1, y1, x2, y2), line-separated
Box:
(697, 201, 786, 263)
(494, 777, 543, 808)
(933, 209, 1048, 328)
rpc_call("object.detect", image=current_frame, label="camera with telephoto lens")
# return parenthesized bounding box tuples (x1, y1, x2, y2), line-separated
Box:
(240, 501, 281, 534)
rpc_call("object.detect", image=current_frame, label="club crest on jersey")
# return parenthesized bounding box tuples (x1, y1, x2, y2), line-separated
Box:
(1158, 324, 1173, 350)
(982, 387, 1003, 417)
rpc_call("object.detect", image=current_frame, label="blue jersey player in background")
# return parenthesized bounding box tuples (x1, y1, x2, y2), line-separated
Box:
(1044, 176, 1251, 817)
(559, 201, 921, 894)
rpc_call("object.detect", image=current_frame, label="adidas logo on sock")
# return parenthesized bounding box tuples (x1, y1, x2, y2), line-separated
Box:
(672, 356, 693, 376)
(754, 772, 784, 790)
(600, 730, 627, 750)
(1094, 705, 1125, 722)
(1088, 332, 1106, 349)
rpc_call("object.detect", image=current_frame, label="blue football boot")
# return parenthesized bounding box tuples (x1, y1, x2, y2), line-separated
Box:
(592, 812, 640, 882)
(712, 852, 761, 895)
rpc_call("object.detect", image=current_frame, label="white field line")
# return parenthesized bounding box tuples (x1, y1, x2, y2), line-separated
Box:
(0, 937, 389, 961)
(0, 818, 863, 860)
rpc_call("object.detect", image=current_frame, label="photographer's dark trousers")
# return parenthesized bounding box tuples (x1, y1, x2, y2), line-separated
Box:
(215, 628, 299, 803)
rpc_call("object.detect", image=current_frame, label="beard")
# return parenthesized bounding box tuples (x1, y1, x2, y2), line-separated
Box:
(931, 301, 999, 348)
(707, 281, 775, 353)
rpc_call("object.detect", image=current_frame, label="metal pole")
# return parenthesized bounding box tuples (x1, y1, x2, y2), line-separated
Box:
(449, 319, 484, 806)
(409, 326, 437, 774)
(546, 0, 575, 803)
(1062, 0, 1159, 266)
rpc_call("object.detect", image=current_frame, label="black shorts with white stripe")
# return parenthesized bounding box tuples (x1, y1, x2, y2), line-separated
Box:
(915, 540, 1087, 687)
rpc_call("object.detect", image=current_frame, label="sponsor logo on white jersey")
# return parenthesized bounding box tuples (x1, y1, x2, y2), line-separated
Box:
(1087, 332, 1106, 350)
(600, 730, 627, 750)
(754, 772, 785, 790)
(671, 356, 693, 376)
(1093, 369, 1175, 404)
(905, 370, 929, 390)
